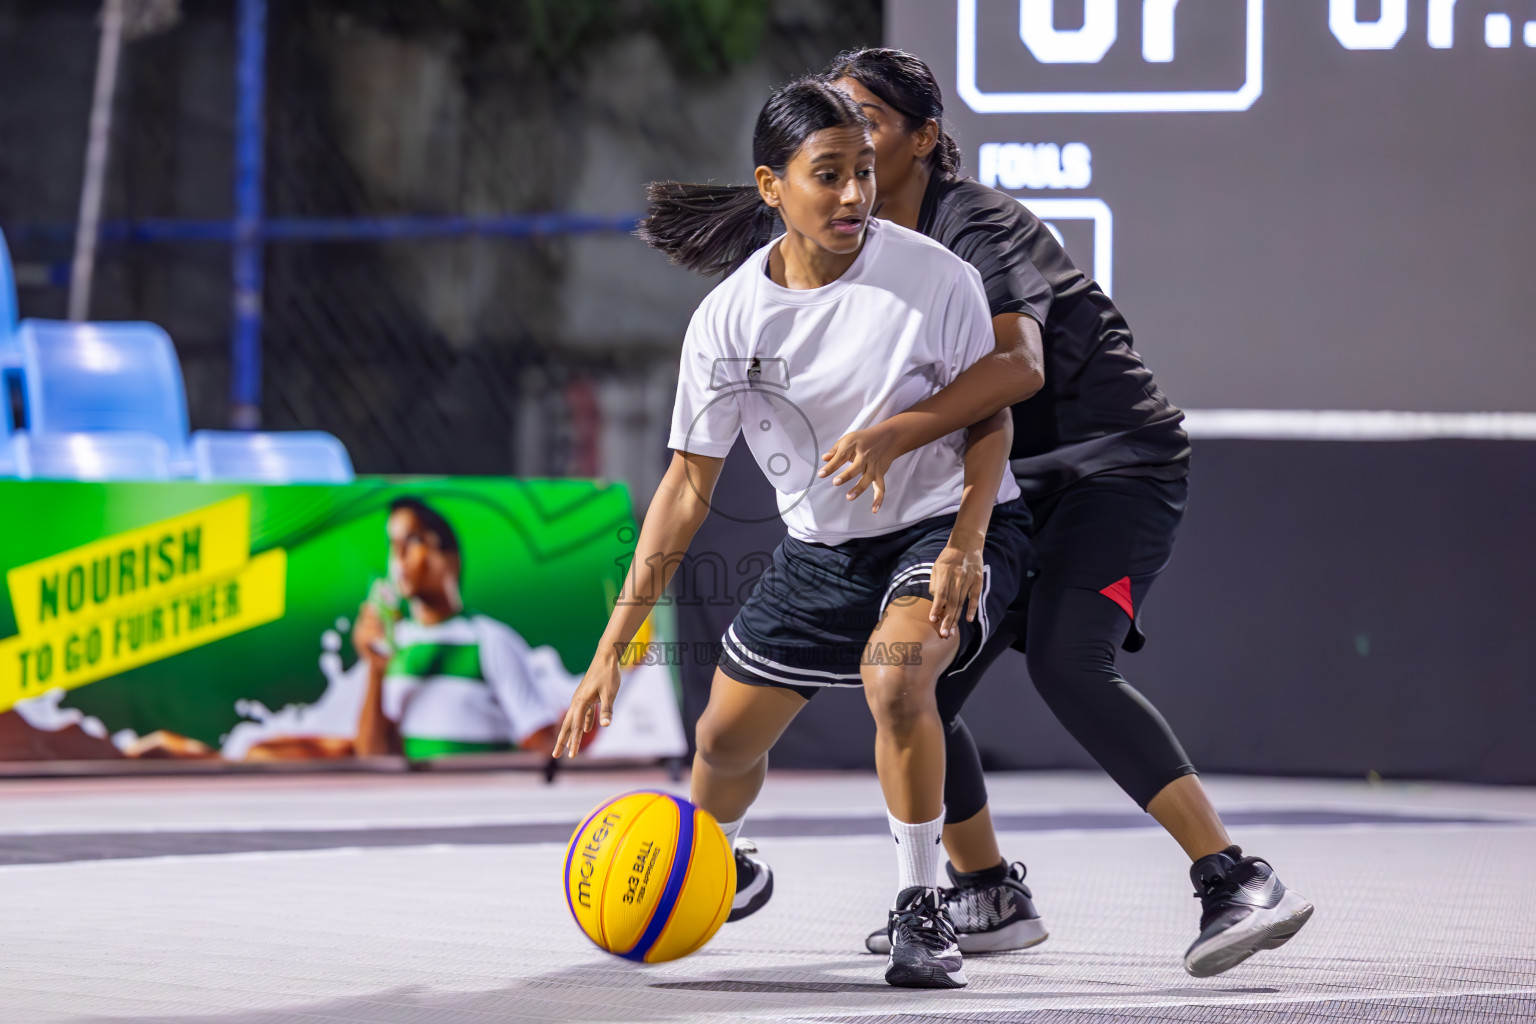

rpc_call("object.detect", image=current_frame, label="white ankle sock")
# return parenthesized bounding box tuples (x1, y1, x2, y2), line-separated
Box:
(888, 809, 945, 900)
(717, 815, 745, 848)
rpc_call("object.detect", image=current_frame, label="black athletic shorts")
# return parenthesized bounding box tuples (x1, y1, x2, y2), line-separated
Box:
(718, 497, 1034, 699)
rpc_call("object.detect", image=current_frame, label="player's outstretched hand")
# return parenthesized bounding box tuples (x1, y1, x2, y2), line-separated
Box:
(555, 654, 621, 759)
(819, 424, 898, 513)
(929, 540, 984, 639)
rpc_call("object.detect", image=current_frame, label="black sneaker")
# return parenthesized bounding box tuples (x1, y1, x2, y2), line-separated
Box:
(865, 861, 1048, 954)
(726, 840, 773, 922)
(884, 886, 967, 988)
(1184, 846, 1314, 977)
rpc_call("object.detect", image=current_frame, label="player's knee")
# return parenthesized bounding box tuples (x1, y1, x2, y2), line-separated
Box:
(863, 665, 938, 735)
(1024, 640, 1070, 701)
(692, 712, 758, 774)
(1027, 630, 1115, 700)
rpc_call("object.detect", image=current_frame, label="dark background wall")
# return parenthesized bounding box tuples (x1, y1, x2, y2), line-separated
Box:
(676, 438, 1536, 785)
(888, 0, 1536, 415)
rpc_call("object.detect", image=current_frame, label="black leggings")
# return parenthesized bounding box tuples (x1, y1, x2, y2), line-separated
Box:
(938, 476, 1196, 822)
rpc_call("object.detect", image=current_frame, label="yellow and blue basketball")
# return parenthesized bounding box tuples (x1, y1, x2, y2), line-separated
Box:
(563, 790, 735, 962)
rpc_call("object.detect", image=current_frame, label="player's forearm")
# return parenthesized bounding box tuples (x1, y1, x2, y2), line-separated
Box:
(597, 473, 711, 667)
(951, 409, 1014, 546)
(883, 316, 1043, 458)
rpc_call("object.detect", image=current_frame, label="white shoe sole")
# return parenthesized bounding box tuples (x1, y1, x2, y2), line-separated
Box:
(1184, 889, 1315, 978)
(885, 958, 968, 988)
(959, 916, 1050, 953)
(727, 862, 773, 923)
(866, 917, 1049, 956)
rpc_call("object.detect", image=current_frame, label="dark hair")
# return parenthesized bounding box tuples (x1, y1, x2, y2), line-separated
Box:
(637, 78, 869, 276)
(389, 496, 461, 568)
(823, 47, 961, 177)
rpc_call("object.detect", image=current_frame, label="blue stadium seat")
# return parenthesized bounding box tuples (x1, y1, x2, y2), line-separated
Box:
(19, 319, 190, 461)
(191, 430, 355, 484)
(14, 431, 173, 481)
(0, 227, 16, 333)
(0, 395, 14, 478)
(0, 228, 18, 369)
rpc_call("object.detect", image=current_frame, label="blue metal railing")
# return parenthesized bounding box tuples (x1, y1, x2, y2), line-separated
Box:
(230, 0, 266, 429)
(1, 214, 644, 245)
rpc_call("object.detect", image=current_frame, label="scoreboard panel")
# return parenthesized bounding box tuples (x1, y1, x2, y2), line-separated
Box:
(889, 1, 1536, 413)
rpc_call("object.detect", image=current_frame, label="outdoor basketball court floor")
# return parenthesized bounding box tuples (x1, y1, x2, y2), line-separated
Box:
(1, 769, 1532, 1023)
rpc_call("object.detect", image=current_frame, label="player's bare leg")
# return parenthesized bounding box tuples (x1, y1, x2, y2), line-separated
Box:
(863, 597, 967, 988)
(1146, 774, 1231, 859)
(943, 805, 1003, 872)
(690, 669, 806, 922)
(691, 670, 805, 823)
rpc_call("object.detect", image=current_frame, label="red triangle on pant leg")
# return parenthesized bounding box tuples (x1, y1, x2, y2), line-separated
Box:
(1099, 576, 1134, 618)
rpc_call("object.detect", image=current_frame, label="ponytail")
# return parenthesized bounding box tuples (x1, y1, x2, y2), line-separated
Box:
(637, 182, 781, 277)
(638, 78, 866, 277)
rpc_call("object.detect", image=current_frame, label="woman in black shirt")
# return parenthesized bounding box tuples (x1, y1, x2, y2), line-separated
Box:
(802, 48, 1314, 979)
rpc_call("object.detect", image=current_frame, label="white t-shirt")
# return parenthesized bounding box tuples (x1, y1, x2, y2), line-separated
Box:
(383, 614, 574, 746)
(667, 218, 1020, 543)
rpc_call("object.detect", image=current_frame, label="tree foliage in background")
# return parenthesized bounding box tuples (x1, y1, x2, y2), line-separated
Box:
(651, 0, 770, 77)
(318, 0, 771, 78)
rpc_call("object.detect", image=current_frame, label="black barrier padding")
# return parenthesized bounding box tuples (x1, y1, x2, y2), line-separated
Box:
(674, 438, 1536, 784)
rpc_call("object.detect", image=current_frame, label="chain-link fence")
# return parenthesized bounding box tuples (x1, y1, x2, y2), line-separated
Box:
(0, 0, 881, 491)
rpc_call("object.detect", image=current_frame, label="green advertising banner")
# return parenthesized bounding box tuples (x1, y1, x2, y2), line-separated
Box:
(0, 477, 685, 764)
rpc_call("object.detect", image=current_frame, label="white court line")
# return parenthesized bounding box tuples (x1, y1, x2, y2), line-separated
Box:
(1183, 409, 1536, 441)
(1, 802, 1526, 837)
(0, 813, 630, 837)
(761, 984, 1536, 1021)
(9, 820, 1526, 874)
(0, 845, 380, 873)
(785, 819, 1536, 848)
(0, 842, 500, 874)
(3, 804, 1523, 835)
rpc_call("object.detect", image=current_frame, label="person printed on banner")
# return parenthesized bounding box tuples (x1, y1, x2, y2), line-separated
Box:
(352, 497, 579, 759)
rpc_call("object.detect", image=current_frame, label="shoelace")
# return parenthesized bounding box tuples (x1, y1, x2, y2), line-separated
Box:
(894, 892, 959, 953)
(1193, 856, 1269, 904)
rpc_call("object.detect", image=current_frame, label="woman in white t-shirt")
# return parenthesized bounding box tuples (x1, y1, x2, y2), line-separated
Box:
(553, 80, 1036, 988)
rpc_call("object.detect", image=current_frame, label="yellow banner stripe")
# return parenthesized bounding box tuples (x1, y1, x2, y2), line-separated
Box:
(0, 549, 287, 711)
(6, 495, 252, 634)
